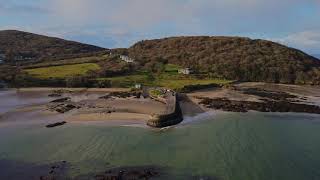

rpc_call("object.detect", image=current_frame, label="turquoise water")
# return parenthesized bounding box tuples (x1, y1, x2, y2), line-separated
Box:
(1, 111, 320, 179)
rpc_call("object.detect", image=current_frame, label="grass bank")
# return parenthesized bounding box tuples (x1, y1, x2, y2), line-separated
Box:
(25, 63, 100, 79)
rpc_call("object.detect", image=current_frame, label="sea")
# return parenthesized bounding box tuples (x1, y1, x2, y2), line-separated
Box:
(1, 90, 320, 180)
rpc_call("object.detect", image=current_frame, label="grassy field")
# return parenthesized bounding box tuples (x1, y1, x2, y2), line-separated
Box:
(103, 71, 232, 90)
(23, 55, 108, 69)
(25, 63, 100, 79)
(155, 73, 232, 90)
(98, 73, 155, 87)
(164, 64, 181, 73)
(24, 61, 232, 89)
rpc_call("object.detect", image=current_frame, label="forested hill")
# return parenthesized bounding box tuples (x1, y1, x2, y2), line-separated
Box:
(128, 36, 320, 84)
(0, 30, 105, 62)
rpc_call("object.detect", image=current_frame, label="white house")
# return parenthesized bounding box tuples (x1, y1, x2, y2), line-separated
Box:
(135, 84, 142, 89)
(178, 68, 193, 75)
(120, 55, 134, 63)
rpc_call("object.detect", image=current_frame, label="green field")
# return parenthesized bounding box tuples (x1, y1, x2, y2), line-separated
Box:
(25, 63, 100, 79)
(103, 71, 232, 90)
(24, 55, 108, 69)
(164, 64, 181, 73)
(24, 61, 232, 89)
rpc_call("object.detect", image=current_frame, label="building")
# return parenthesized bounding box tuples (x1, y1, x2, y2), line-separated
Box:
(120, 55, 134, 63)
(135, 84, 142, 89)
(178, 68, 193, 75)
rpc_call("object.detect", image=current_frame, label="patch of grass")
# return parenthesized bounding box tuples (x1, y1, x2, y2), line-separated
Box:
(156, 78, 232, 90)
(25, 63, 100, 79)
(99, 74, 156, 87)
(149, 89, 164, 97)
(164, 64, 181, 73)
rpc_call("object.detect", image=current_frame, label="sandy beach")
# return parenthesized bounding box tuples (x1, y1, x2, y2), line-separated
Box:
(2, 83, 320, 128)
(0, 88, 170, 127)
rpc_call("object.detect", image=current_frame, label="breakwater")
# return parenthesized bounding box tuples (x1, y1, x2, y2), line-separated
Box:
(147, 91, 183, 128)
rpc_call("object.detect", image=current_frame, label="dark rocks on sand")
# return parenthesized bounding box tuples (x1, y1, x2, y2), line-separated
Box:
(55, 104, 78, 113)
(48, 93, 62, 97)
(48, 97, 80, 113)
(199, 97, 320, 114)
(46, 121, 67, 128)
(93, 166, 161, 180)
(47, 103, 80, 113)
(50, 97, 71, 103)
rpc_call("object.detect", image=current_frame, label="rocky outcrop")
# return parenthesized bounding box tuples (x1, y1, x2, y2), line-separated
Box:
(47, 97, 80, 113)
(198, 97, 320, 114)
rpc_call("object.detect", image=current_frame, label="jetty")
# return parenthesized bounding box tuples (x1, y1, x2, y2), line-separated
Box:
(147, 89, 183, 128)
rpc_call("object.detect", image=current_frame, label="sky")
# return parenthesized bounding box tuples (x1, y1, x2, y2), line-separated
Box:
(0, 0, 320, 54)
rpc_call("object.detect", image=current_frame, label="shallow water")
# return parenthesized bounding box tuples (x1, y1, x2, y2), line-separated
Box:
(0, 89, 54, 114)
(1, 91, 320, 179)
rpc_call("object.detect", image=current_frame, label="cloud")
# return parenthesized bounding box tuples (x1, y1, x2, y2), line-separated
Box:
(275, 31, 320, 54)
(1, 0, 320, 53)
(45, 0, 320, 34)
(0, 2, 49, 15)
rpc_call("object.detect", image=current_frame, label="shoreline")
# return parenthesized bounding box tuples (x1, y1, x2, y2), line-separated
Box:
(1, 83, 320, 128)
(15, 87, 130, 93)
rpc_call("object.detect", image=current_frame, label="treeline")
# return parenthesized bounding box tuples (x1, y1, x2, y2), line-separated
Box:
(0, 30, 105, 63)
(128, 36, 320, 84)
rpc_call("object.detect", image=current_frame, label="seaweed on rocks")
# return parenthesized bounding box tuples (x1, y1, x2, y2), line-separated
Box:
(198, 97, 320, 114)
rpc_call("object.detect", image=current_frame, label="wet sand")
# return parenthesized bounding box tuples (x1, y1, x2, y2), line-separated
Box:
(0, 88, 168, 127)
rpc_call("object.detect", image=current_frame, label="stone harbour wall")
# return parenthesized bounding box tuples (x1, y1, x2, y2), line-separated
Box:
(147, 92, 183, 128)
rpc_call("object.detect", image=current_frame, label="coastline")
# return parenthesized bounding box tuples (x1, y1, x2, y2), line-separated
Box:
(15, 87, 130, 93)
(1, 83, 320, 128)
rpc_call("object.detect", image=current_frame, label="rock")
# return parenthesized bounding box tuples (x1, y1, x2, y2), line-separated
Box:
(47, 102, 80, 113)
(48, 93, 62, 97)
(55, 104, 78, 113)
(46, 121, 67, 128)
(50, 97, 71, 103)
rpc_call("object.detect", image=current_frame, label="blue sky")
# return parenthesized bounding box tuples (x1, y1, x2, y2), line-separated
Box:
(0, 0, 320, 54)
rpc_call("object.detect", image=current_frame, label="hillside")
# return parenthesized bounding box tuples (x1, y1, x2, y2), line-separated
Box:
(128, 36, 320, 84)
(0, 30, 105, 62)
